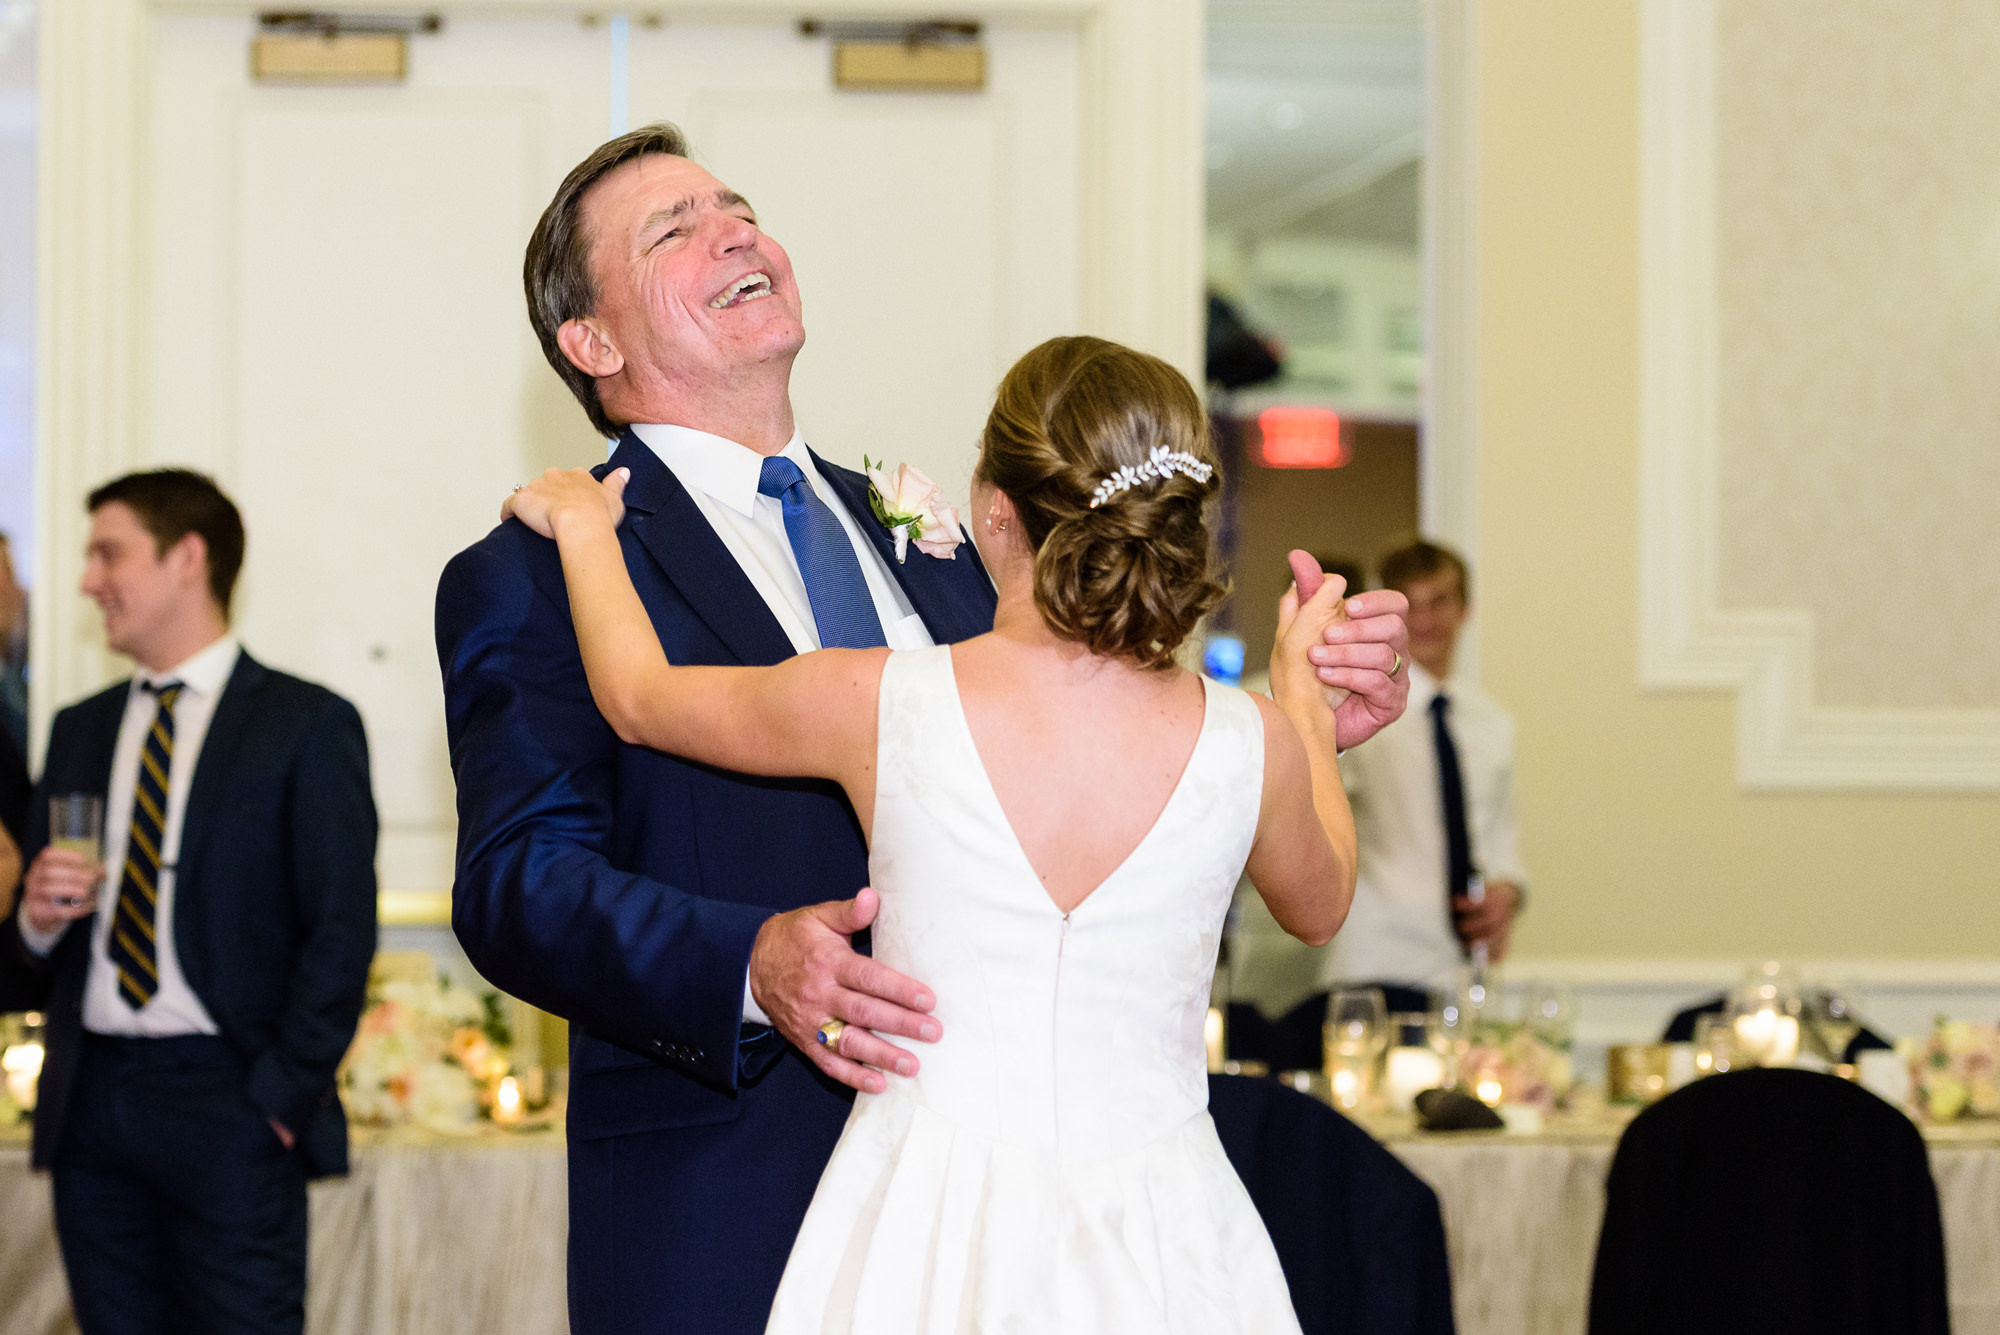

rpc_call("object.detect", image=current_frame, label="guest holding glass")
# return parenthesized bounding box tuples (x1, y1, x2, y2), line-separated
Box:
(0, 470, 378, 1335)
(1323, 539, 1527, 1011)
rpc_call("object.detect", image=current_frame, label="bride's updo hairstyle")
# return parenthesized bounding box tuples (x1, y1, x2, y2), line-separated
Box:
(976, 336, 1227, 669)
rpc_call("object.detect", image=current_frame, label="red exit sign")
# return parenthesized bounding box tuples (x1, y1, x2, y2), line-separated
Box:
(1254, 407, 1348, 468)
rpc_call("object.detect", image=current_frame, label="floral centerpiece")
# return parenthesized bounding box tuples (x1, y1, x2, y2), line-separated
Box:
(1458, 1022, 1574, 1112)
(339, 958, 515, 1133)
(1901, 1018, 2000, 1122)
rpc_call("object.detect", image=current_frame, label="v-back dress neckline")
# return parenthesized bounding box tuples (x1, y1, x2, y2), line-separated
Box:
(940, 645, 1217, 918)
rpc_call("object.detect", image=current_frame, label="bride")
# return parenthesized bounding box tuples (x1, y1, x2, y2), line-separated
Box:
(506, 335, 1357, 1334)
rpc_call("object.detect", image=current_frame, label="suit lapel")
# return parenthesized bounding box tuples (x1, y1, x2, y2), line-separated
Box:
(170, 652, 266, 1003)
(812, 450, 994, 644)
(68, 688, 128, 799)
(606, 432, 797, 668)
(176, 652, 265, 893)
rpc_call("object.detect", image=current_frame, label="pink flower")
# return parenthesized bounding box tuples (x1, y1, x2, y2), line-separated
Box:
(865, 459, 963, 563)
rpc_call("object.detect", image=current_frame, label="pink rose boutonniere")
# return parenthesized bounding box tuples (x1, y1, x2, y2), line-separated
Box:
(864, 457, 964, 563)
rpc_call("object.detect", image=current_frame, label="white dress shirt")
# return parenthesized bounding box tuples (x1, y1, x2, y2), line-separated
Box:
(1321, 662, 1528, 992)
(630, 424, 939, 1025)
(22, 635, 241, 1036)
(631, 424, 934, 654)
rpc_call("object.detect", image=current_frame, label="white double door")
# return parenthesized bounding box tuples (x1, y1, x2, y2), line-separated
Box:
(145, 14, 1085, 898)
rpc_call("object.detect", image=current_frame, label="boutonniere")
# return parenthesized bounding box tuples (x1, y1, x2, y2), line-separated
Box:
(864, 457, 964, 563)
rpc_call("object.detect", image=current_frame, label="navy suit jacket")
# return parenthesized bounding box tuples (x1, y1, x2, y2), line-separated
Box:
(437, 432, 996, 1329)
(0, 652, 379, 1178)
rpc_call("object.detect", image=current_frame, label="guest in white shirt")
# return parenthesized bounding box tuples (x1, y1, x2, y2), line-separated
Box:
(1324, 540, 1527, 1000)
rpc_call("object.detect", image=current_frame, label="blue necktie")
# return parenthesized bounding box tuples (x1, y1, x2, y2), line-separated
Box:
(758, 456, 886, 650)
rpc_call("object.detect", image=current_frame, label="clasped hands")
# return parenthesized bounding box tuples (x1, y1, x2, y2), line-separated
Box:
(757, 553, 1410, 1093)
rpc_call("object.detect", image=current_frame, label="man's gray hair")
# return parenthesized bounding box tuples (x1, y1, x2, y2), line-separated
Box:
(525, 122, 690, 438)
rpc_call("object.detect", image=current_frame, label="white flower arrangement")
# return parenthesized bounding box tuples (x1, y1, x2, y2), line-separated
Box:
(1458, 1023, 1575, 1112)
(339, 964, 516, 1134)
(864, 458, 964, 563)
(1901, 1018, 2000, 1121)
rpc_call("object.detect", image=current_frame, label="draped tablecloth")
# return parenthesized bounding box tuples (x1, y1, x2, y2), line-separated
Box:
(0, 1126, 570, 1335)
(3, 1115, 1997, 1335)
(1367, 1112, 2000, 1335)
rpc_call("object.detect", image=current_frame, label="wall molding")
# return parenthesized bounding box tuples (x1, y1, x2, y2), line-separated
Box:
(1421, 0, 1480, 679)
(29, 0, 151, 768)
(1636, 0, 2000, 790)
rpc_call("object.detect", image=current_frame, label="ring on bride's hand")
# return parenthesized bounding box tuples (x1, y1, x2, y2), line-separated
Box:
(816, 1019, 848, 1050)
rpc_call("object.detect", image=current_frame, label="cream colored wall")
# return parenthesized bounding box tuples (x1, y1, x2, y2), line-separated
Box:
(1479, 0, 2000, 964)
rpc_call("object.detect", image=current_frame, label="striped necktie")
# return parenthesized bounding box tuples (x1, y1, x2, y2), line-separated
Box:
(108, 680, 183, 1009)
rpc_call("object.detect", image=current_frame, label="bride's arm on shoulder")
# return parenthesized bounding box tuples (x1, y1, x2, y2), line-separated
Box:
(502, 467, 881, 807)
(1241, 553, 1359, 946)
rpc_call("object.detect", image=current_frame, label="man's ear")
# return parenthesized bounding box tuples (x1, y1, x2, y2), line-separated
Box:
(556, 317, 625, 380)
(165, 531, 211, 596)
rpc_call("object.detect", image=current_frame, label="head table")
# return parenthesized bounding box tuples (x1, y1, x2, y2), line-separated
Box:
(1, 1108, 1996, 1335)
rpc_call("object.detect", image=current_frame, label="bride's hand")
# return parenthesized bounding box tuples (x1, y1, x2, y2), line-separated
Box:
(502, 466, 629, 538)
(1271, 549, 1350, 718)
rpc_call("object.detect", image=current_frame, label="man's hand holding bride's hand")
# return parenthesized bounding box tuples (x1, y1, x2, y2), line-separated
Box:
(749, 887, 941, 1095)
(1276, 551, 1410, 751)
(501, 466, 630, 538)
(1271, 550, 1351, 727)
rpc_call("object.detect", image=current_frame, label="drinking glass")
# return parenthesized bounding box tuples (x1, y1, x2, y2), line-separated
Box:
(1323, 988, 1388, 1110)
(1693, 1012, 1741, 1076)
(1725, 961, 1803, 1066)
(1807, 980, 1863, 1065)
(1429, 985, 1479, 1086)
(1526, 980, 1578, 1050)
(49, 794, 104, 859)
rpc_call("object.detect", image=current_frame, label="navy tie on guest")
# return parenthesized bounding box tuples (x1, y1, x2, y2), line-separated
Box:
(1429, 692, 1476, 952)
(106, 679, 181, 1009)
(758, 457, 887, 650)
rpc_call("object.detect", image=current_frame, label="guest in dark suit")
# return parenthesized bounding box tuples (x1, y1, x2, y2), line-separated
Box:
(0, 469, 377, 1335)
(439, 123, 1416, 1335)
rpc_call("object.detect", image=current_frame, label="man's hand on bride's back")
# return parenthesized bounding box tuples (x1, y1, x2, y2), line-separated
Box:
(501, 465, 629, 538)
(749, 886, 941, 1095)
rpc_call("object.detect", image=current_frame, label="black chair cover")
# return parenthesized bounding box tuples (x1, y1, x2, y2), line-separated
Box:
(1588, 1068, 1948, 1335)
(1209, 1073, 1457, 1335)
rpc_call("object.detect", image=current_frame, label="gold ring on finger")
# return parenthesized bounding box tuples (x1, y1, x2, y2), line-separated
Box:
(1390, 649, 1403, 677)
(815, 1018, 847, 1050)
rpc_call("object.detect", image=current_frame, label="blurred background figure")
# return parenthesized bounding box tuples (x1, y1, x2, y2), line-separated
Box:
(0, 531, 27, 918)
(1325, 539, 1526, 1010)
(0, 530, 27, 755)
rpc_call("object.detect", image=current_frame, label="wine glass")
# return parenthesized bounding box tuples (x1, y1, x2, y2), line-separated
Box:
(1323, 988, 1388, 1110)
(1429, 982, 1480, 1086)
(1808, 980, 1864, 1066)
(1526, 980, 1578, 1051)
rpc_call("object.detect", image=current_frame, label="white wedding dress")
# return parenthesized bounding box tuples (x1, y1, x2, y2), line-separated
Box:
(765, 645, 1303, 1335)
